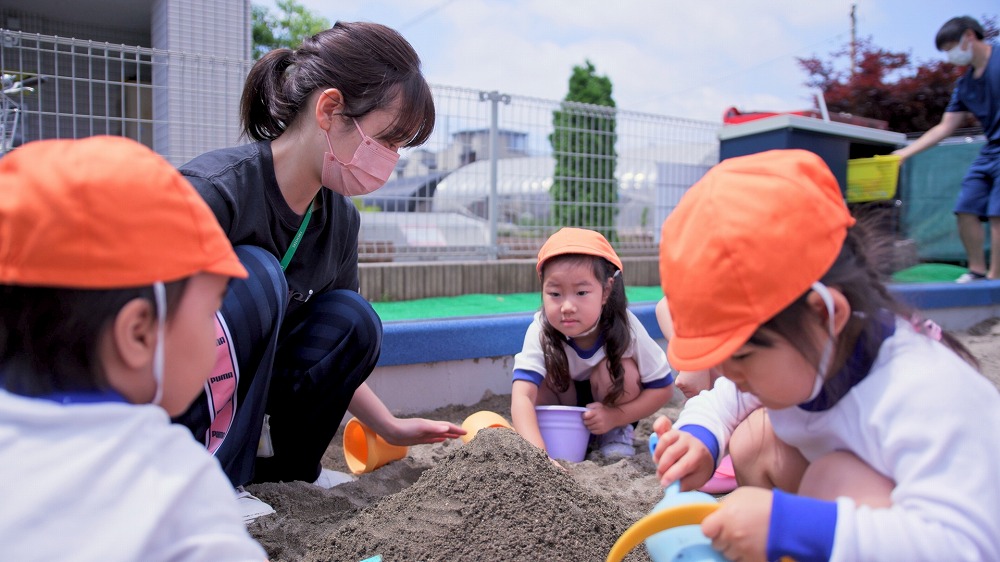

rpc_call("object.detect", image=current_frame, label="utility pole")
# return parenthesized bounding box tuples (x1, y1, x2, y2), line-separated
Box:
(850, 4, 857, 80)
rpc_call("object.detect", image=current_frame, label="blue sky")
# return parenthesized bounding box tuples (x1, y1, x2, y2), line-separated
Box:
(257, 0, 997, 123)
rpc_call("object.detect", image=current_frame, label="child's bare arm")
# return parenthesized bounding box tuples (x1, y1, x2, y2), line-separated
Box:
(511, 380, 547, 451)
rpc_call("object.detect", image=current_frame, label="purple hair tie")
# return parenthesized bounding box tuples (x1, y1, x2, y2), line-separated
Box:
(911, 314, 943, 342)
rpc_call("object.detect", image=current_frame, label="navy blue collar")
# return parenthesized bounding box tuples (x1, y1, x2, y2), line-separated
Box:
(0, 373, 128, 405)
(33, 389, 129, 405)
(799, 311, 896, 412)
(566, 333, 605, 359)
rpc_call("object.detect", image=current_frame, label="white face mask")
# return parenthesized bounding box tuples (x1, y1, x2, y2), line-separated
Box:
(807, 281, 836, 402)
(151, 281, 166, 405)
(946, 39, 973, 66)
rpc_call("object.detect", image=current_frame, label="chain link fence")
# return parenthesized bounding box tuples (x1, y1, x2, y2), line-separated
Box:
(1, 28, 720, 262)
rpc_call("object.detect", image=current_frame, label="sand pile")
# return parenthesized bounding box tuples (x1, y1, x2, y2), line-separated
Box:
(244, 322, 1000, 562)
(305, 427, 650, 562)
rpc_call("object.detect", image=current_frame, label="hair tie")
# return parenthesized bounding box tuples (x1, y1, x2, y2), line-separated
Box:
(911, 314, 943, 342)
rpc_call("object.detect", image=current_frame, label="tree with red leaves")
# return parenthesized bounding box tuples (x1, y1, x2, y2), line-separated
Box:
(798, 15, 998, 134)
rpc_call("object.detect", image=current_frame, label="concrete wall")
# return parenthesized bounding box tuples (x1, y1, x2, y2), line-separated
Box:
(368, 282, 1000, 415)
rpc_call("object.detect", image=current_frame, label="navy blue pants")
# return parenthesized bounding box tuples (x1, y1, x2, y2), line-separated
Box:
(174, 246, 382, 486)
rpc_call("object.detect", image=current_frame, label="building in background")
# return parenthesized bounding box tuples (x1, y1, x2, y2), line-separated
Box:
(0, 0, 251, 165)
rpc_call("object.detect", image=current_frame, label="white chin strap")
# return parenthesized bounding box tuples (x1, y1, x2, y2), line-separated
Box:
(809, 281, 836, 401)
(151, 281, 166, 405)
(575, 320, 601, 339)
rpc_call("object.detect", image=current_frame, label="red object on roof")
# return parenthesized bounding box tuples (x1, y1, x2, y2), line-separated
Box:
(723, 106, 889, 130)
(723, 106, 821, 125)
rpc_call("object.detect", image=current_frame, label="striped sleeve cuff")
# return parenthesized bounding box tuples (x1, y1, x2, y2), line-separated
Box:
(512, 369, 543, 386)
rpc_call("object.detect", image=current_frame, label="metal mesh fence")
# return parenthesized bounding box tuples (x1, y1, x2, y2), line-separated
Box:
(2, 28, 720, 262)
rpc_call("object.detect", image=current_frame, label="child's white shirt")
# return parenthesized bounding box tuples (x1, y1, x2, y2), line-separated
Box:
(0, 389, 267, 561)
(675, 318, 1000, 560)
(513, 309, 671, 386)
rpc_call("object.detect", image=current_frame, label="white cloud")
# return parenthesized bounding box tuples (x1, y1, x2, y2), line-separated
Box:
(257, 0, 998, 123)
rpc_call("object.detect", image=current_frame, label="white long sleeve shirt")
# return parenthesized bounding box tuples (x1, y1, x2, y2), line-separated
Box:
(676, 317, 1000, 561)
(0, 390, 267, 561)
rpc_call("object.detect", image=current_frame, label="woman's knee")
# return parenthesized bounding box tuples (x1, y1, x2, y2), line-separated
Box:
(309, 289, 383, 365)
(230, 245, 288, 313)
(218, 246, 288, 347)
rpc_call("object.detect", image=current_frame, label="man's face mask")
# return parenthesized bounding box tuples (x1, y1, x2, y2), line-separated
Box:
(946, 37, 973, 66)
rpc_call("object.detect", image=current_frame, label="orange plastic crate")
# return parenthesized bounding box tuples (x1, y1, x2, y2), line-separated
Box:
(846, 155, 900, 203)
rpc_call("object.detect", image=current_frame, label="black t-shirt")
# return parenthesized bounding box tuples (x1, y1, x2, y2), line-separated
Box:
(180, 141, 361, 315)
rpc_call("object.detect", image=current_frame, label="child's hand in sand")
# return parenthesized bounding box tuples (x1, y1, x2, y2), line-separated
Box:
(581, 401, 622, 435)
(651, 415, 714, 490)
(381, 417, 466, 446)
(701, 486, 771, 561)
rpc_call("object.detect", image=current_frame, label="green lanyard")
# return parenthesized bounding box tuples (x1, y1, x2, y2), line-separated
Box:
(279, 196, 317, 271)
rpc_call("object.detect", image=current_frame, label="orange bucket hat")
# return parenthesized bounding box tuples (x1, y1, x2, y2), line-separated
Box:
(0, 136, 247, 288)
(659, 149, 855, 371)
(537, 227, 623, 276)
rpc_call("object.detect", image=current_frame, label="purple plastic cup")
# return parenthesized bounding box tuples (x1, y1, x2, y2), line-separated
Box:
(535, 405, 591, 462)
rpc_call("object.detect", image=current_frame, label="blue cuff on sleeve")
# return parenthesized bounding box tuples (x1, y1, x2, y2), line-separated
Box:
(642, 371, 674, 389)
(766, 489, 837, 562)
(677, 424, 719, 464)
(512, 369, 543, 386)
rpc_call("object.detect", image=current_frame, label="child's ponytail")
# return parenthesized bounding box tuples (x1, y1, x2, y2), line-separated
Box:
(599, 266, 631, 405)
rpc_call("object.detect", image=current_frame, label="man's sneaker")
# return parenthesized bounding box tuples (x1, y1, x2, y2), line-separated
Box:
(313, 468, 356, 489)
(956, 270, 988, 283)
(235, 486, 275, 524)
(597, 425, 635, 458)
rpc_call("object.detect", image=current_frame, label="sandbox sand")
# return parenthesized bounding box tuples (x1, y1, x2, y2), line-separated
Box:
(247, 318, 1000, 562)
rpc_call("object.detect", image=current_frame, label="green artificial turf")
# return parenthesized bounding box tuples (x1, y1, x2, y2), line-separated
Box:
(372, 286, 665, 322)
(891, 263, 969, 284)
(372, 264, 972, 322)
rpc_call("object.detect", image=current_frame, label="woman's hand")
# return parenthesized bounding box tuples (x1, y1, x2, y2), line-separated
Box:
(380, 417, 466, 446)
(651, 415, 714, 490)
(701, 486, 772, 562)
(348, 384, 465, 446)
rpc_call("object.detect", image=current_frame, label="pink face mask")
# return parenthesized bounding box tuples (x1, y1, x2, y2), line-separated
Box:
(322, 118, 400, 197)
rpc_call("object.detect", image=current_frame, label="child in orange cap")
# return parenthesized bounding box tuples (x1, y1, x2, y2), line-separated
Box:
(511, 227, 674, 460)
(0, 137, 267, 561)
(652, 149, 1000, 561)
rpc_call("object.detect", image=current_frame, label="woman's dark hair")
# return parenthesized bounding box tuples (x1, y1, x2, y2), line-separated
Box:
(0, 280, 188, 397)
(747, 219, 979, 389)
(241, 21, 435, 147)
(936, 16, 984, 50)
(538, 254, 632, 406)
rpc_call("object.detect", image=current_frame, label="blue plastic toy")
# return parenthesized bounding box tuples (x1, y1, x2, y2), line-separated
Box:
(605, 434, 728, 562)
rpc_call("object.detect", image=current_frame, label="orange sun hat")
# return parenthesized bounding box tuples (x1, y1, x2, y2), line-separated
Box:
(0, 136, 247, 288)
(659, 149, 855, 371)
(537, 227, 623, 276)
